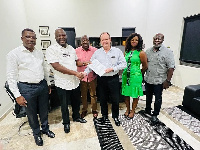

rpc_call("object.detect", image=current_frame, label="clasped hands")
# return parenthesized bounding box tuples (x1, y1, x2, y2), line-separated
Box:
(76, 72, 87, 80)
(76, 68, 114, 80)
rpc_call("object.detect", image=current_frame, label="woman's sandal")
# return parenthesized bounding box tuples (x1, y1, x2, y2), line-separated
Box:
(124, 110, 130, 118)
(92, 110, 98, 118)
(128, 111, 135, 119)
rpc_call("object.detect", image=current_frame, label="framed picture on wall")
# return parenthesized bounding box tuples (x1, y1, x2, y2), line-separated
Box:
(41, 40, 51, 50)
(39, 26, 50, 36)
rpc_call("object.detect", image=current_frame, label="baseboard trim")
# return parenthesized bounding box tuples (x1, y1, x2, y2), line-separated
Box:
(0, 104, 13, 122)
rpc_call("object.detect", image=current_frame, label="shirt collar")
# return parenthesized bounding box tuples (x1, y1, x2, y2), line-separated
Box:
(20, 45, 36, 52)
(102, 46, 112, 52)
(55, 43, 69, 49)
(81, 46, 92, 51)
(152, 44, 164, 52)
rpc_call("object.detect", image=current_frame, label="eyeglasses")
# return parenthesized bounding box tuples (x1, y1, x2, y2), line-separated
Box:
(23, 36, 37, 40)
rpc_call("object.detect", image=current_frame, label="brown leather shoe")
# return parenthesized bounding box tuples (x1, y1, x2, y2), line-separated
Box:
(92, 110, 98, 118)
(81, 111, 87, 118)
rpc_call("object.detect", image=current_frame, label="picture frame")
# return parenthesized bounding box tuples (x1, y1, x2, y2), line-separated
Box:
(41, 40, 51, 50)
(39, 26, 50, 36)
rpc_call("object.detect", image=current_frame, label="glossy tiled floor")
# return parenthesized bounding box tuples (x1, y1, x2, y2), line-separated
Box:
(0, 86, 200, 150)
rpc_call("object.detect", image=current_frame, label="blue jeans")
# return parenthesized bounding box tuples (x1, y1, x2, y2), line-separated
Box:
(145, 82, 163, 116)
(18, 79, 49, 136)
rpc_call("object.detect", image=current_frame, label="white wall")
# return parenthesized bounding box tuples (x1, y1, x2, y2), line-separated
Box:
(23, 0, 149, 48)
(24, 0, 200, 89)
(1, 0, 200, 117)
(0, 0, 28, 117)
(145, 0, 200, 88)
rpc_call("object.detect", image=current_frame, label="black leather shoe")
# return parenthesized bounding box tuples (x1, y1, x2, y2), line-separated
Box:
(42, 130, 55, 138)
(64, 124, 70, 133)
(74, 118, 87, 123)
(150, 116, 159, 126)
(141, 109, 152, 116)
(34, 135, 43, 146)
(99, 116, 108, 124)
(113, 118, 120, 126)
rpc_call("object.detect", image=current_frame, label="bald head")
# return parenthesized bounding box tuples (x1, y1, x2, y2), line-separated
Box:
(55, 28, 67, 47)
(154, 33, 164, 40)
(81, 35, 90, 50)
(153, 33, 164, 48)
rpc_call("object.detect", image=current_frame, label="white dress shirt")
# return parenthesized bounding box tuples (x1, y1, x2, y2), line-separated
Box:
(45, 43, 80, 90)
(6, 45, 50, 98)
(85, 47, 127, 76)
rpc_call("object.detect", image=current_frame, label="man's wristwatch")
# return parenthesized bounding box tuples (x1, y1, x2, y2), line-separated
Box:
(166, 79, 171, 84)
(83, 62, 85, 66)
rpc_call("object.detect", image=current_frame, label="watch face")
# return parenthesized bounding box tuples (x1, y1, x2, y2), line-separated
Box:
(166, 80, 171, 86)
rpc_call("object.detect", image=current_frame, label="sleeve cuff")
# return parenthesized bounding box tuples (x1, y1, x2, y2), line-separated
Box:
(113, 67, 117, 72)
(14, 91, 21, 99)
(47, 81, 51, 86)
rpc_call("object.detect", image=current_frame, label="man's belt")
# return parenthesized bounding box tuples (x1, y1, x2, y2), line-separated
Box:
(19, 79, 44, 85)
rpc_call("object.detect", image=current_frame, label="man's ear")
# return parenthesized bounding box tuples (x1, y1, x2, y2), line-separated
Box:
(162, 37, 164, 42)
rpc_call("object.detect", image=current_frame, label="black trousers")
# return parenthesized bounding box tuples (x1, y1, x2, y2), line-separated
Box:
(56, 86, 81, 125)
(145, 82, 163, 116)
(97, 75, 120, 118)
(18, 79, 49, 136)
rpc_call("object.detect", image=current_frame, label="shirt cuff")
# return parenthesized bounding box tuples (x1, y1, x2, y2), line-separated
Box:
(14, 91, 21, 99)
(47, 80, 51, 86)
(113, 67, 117, 72)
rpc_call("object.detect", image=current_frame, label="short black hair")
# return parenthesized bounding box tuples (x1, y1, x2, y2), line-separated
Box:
(22, 28, 35, 36)
(125, 33, 143, 52)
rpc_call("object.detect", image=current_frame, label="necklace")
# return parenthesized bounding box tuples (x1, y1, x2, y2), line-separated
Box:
(126, 51, 134, 86)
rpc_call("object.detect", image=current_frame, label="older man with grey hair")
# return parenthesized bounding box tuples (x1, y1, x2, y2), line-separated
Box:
(144, 33, 175, 125)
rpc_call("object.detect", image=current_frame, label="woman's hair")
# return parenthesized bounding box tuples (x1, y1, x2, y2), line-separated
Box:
(125, 33, 143, 52)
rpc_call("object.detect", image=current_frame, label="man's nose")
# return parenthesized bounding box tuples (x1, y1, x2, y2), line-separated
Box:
(29, 38, 36, 41)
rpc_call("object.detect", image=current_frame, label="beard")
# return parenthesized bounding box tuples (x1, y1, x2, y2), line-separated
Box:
(153, 43, 162, 48)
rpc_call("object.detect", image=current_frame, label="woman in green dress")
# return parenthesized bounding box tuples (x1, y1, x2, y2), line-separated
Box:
(121, 33, 148, 119)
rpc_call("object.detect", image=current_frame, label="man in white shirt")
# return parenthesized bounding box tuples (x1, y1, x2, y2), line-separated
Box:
(84, 32, 127, 126)
(46, 28, 87, 134)
(6, 28, 55, 146)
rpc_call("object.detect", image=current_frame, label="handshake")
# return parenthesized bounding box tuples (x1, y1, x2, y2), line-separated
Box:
(76, 72, 87, 80)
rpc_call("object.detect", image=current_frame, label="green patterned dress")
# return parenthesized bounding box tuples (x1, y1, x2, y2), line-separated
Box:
(121, 50, 143, 98)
